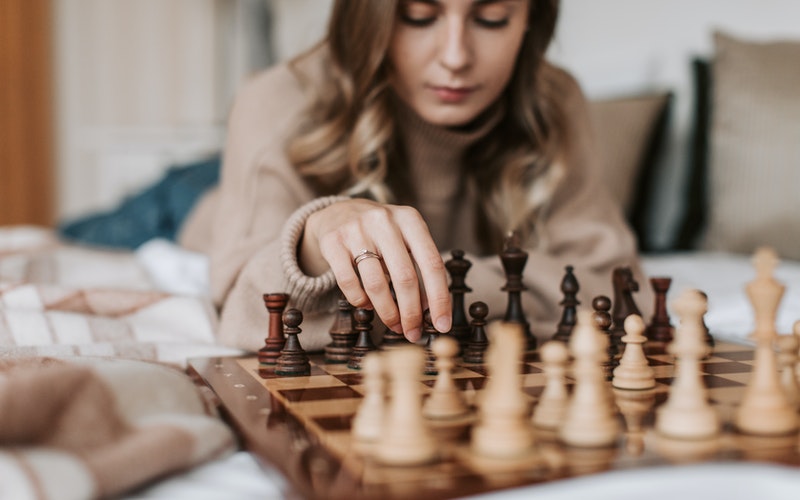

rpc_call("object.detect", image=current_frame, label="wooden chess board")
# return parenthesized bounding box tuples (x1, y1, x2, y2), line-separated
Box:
(188, 340, 800, 500)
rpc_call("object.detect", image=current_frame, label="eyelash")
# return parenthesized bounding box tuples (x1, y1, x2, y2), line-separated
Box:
(399, 13, 510, 29)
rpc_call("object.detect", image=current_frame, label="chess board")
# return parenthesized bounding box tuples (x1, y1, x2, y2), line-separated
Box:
(188, 340, 800, 500)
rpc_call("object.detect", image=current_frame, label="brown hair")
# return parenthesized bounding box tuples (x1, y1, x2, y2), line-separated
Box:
(287, 0, 567, 252)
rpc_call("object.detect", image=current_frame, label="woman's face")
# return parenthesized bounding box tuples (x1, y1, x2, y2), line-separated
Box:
(388, 0, 530, 128)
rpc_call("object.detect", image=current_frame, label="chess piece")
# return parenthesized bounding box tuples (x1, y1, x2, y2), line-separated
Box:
(612, 314, 655, 390)
(380, 285, 409, 348)
(646, 277, 674, 343)
(423, 309, 444, 375)
(592, 295, 617, 379)
(552, 265, 580, 342)
(559, 310, 619, 448)
(348, 308, 378, 370)
(423, 336, 469, 419)
(699, 291, 715, 348)
(532, 340, 570, 429)
(325, 295, 356, 363)
(735, 247, 798, 435)
(794, 320, 800, 381)
(472, 321, 535, 458)
(463, 301, 489, 364)
(374, 346, 437, 466)
(610, 267, 642, 352)
(776, 334, 799, 408)
(445, 249, 473, 348)
(499, 231, 536, 350)
(275, 308, 311, 376)
(655, 289, 720, 439)
(352, 352, 386, 444)
(614, 388, 655, 457)
(259, 292, 289, 374)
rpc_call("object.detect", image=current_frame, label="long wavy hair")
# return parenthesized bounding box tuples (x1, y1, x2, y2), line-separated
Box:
(286, 0, 567, 252)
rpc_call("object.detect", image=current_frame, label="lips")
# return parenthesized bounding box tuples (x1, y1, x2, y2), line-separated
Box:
(430, 85, 475, 103)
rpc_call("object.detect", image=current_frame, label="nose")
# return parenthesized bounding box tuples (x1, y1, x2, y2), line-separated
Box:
(439, 18, 471, 72)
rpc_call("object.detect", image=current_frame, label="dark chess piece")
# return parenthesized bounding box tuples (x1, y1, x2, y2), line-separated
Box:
(275, 308, 311, 377)
(610, 266, 642, 352)
(592, 295, 617, 380)
(325, 295, 357, 363)
(259, 292, 289, 376)
(348, 308, 378, 370)
(500, 232, 536, 351)
(552, 265, 580, 343)
(423, 309, 443, 375)
(646, 277, 674, 343)
(463, 301, 489, 364)
(380, 324, 410, 348)
(445, 249, 473, 348)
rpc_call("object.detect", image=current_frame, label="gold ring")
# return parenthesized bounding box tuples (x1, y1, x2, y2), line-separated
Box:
(353, 249, 382, 266)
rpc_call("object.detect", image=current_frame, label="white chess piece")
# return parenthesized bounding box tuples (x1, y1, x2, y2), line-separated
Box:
(532, 340, 570, 429)
(374, 346, 437, 465)
(612, 314, 655, 390)
(655, 288, 720, 439)
(735, 247, 798, 435)
(423, 335, 469, 419)
(471, 322, 534, 458)
(352, 352, 385, 443)
(776, 334, 799, 408)
(559, 310, 619, 447)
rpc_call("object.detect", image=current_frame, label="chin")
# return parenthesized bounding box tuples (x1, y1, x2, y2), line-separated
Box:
(418, 108, 482, 128)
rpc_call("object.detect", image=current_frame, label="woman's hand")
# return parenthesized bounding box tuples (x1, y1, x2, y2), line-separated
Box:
(300, 199, 452, 342)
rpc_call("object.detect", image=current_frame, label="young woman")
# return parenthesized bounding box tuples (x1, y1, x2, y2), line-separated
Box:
(202, 0, 649, 352)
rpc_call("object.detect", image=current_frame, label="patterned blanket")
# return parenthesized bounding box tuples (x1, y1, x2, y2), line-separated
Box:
(0, 226, 242, 498)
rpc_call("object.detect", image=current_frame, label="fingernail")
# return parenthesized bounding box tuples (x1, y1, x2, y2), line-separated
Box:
(406, 328, 421, 342)
(435, 316, 451, 333)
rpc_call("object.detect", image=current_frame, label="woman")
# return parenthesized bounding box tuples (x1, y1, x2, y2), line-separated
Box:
(204, 0, 649, 352)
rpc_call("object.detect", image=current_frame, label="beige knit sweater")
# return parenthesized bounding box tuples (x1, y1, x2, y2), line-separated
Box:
(188, 47, 652, 352)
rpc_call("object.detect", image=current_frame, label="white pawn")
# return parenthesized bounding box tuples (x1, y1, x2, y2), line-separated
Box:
(655, 288, 720, 439)
(471, 322, 534, 458)
(423, 335, 469, 419)
(559, 310, 619, 448)
(735, 247, 798, 435)
(776, 334, 799, 408)
(352, 352, 385, 443)
(612, 314, 656, 390)
(532, 340, 570, 429)
(374, 346, 437, 465)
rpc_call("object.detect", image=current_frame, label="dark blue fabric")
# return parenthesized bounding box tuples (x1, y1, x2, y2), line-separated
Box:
(58, 154, 221, 249)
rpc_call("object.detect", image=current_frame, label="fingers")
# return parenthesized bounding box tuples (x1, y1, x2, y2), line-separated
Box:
(313, 201, 451, 340)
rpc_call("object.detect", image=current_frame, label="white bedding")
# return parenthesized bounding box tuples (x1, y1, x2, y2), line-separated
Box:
(3, 227, 799, 499)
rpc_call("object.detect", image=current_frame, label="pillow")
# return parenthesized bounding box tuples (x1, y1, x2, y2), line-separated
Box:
(700, 32, 800, 260)
(589, 92, 672, 251)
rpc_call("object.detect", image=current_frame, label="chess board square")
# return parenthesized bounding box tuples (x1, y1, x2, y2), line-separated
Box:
(279, 385, 363, 402)
(313, 414, 354, 432)
(656, 375, 745, 389)
(333, 373, 364, 385)
(713, 350, 755, 362)
(466, 363, 542, 376)
(257, 364, 328, 379)
(701, 361, 752, 374)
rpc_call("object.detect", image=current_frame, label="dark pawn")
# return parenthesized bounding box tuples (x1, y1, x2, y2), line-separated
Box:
(646, 277, 674, 344)
(348, 308, 378, 370)
(610, 267, 642, 352)
(552, 265, 580, 343)
(325, 296, 357, 363)
(445, 249, 473, 348)
(380, 325, 410, 348)
(423, 309, 443, 375)
(592, 295, 617, 380)
(275, 308, 310, 377)
(259, 292, 289, 377)
(463, 301, 489, 364)
(500, 232, 536, 351)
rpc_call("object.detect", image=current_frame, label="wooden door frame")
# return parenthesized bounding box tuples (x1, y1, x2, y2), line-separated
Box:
(0, 0, 54, 226)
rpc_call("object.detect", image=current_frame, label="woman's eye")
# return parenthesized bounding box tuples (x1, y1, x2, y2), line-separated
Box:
(399, 3, 438, 27)
(474, 6, 511, 28)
